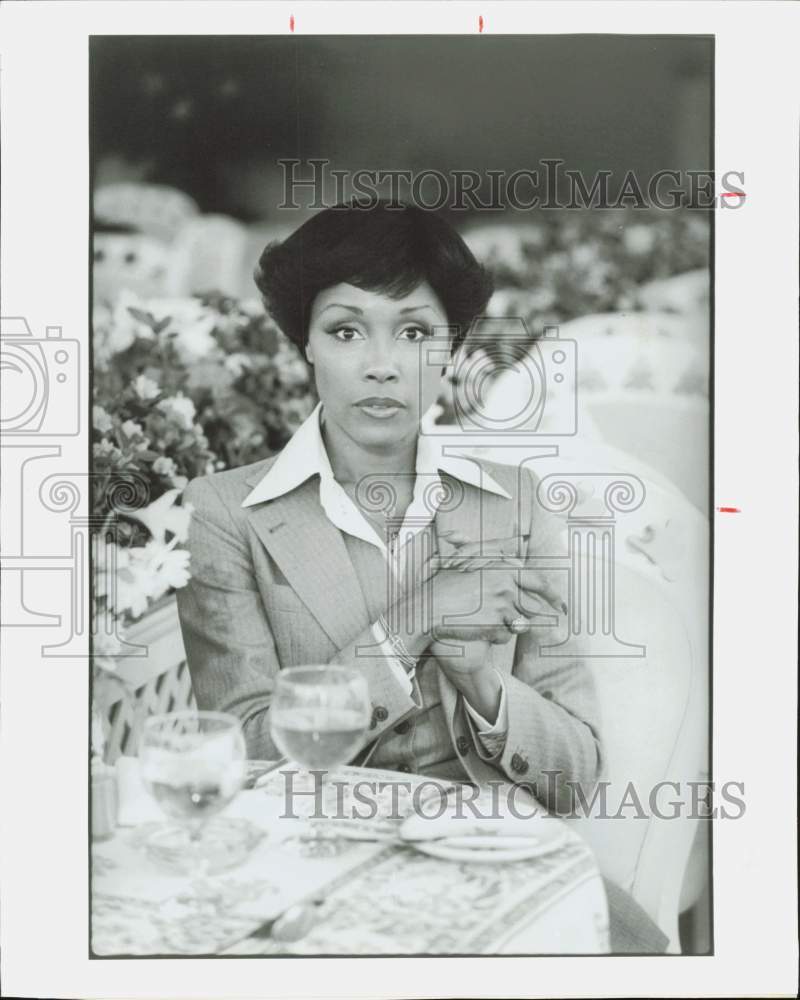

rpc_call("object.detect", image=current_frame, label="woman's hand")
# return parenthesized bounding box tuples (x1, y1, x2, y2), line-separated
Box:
(427, 635, 492, 676)
(424, 531, 567, 645)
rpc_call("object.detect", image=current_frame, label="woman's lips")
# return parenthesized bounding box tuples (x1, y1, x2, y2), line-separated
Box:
(354, 398, 405, 419)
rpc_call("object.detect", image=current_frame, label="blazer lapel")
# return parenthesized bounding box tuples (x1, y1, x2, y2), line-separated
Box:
(243, 477, 371, 651)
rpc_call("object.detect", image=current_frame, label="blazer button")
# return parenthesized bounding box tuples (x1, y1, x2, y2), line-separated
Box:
(394, 719, 412, 735)
(373, 705, 389, 723)
(511, 752, 529, 775)
(541, 690, 554, 700)
(456, 736, 470, 755)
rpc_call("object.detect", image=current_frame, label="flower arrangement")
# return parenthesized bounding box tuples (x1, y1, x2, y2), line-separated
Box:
(91, 290, 317, 752)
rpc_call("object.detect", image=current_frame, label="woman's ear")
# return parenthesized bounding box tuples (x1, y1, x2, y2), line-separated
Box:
(304, 341, 314, 366)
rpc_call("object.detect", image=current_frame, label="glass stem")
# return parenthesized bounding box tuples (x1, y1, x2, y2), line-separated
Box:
(187, 821, 204, 843)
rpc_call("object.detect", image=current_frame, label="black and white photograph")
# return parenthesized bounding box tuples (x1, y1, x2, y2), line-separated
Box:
(0, 3, 797, 999)
(87, 30, 713, 958)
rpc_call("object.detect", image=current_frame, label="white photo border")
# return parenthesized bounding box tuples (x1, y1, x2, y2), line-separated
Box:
(1, 2, 798, 998)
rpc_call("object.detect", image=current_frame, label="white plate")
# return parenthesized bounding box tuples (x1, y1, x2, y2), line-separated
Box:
(410, 832, 569, 864)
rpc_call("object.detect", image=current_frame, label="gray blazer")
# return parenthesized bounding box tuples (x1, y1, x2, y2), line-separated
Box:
(176, 455, 604, 811)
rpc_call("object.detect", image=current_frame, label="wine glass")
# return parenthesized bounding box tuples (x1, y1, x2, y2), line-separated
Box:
(269, 665, 370, 827)
(139, 710, 249, 875)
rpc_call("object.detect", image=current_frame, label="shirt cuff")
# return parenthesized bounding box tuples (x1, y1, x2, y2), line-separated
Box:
(464, 670, 509, 757)
(370, 619, 414, 697)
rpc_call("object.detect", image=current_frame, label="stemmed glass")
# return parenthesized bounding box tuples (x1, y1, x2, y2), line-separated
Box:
(139, 710, 248, 875)
(269, 665, 371, 829)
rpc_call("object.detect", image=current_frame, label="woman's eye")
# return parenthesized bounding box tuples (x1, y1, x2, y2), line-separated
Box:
(399, 325, 430, 343)
(331, 326, 365, 342)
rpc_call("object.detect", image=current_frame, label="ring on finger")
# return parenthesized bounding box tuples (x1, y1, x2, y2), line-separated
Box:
(507, 616, 530, 635)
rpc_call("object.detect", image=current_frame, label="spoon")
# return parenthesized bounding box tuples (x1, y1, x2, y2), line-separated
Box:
(251, 898, 323, 943)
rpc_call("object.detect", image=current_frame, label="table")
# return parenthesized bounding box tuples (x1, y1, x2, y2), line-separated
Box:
(92, 761, 610, 956)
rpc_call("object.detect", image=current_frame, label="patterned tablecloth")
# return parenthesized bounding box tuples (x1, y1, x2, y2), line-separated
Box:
(92, 761, 610, 956)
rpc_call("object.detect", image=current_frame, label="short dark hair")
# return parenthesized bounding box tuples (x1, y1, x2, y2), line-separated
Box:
(253, 200, 494, 352)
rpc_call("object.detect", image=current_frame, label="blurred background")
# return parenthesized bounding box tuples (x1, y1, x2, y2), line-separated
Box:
(91, 33, 711, 500)
(91, 35, 711, 218)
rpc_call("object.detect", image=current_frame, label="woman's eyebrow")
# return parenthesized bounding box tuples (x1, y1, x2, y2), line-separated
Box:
(318, 303, 436, 315)
(319, 303, 363, 315)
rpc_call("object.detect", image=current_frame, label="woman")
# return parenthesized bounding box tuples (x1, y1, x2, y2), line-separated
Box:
(176, 201, 667, 952)
(179, 199, 599, 796)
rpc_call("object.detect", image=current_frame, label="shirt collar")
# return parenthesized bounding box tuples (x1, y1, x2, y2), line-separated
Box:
(241, 401, 510, 508)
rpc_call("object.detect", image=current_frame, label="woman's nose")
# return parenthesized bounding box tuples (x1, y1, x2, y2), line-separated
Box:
(363, 353, 400, 383)
(364, 367, 399, 383)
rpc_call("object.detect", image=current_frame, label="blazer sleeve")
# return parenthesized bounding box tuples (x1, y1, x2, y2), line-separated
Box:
(462, 466, 605, 813)
(176, 475, 417, 761)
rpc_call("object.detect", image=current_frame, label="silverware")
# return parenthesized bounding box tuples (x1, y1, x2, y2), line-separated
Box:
(248, 896, 324, 943)
(245, 757, 290, 789)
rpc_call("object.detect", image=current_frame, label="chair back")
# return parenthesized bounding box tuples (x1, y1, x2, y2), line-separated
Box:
(584, 392, 709, 514)
(558, 554, 708, 951)
(445, 428, 710, 952)
(99, 597, 195, 763)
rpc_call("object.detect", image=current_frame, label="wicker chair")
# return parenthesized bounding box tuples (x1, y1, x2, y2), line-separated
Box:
(100, 596, 195, 764)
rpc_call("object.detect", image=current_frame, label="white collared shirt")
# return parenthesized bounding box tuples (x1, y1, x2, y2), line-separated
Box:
(242, 402, 510, 743)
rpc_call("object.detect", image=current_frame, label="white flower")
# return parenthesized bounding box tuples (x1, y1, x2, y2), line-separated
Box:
(127, 488, 193, 544)
(153, 456, 178, 478)
(94, 439, 121, 459)
(570, 243, 601, 268)
(96, 537, 192, 619)
(136, 540, 191, 603)
(157, 393, 196, 430)
(153, 544, 192, 591)
(239, 298, 265, 317)
(146, 298, 218, 363)
(133, 373, 161, 401)
(623, 225, 656, 256)
(224, 352, 252, 377)
(95, 544, 151, 618)
(93, 405, 114, 434)
(120, 419, 145, 439)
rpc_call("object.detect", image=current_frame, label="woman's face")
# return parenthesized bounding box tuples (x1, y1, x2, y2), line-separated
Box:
(305, 281, 450, 451)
